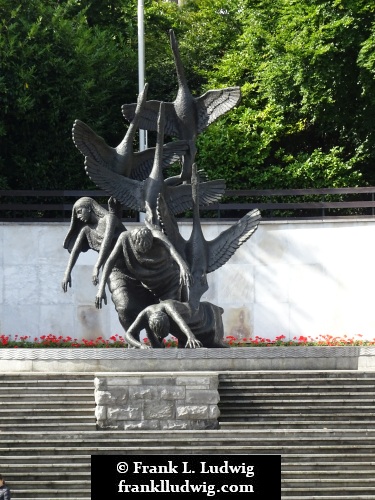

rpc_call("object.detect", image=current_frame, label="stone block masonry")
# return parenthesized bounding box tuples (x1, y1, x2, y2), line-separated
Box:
(94, 372, 220, 430)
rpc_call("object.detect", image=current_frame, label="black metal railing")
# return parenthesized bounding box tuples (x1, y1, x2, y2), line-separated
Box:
(1, 187, 375, 221)
(0, 190, 138, 222)
(198, 186, 375, 219)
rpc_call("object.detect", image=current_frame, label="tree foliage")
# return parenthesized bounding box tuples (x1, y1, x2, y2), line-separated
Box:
(0, 0, 138, 189)
(193, 0, 375, 188)
(1, 0, 375, 190)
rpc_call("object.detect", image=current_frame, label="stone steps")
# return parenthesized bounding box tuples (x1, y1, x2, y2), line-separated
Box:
(3, 432, 375, 498)
(220, 419, 375, 429)
(0, 393, 93, 402)
(0, 373, 96, 433)
(220, 412, 375, 421)
(2, 370, 375, 499)
(218, 371, 375, 423)
(0, 373, 95, 499)
(218, 370, 375, 498)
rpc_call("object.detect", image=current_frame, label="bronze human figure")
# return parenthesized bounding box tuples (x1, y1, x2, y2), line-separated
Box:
(64, 25, 261, 348)
(94, 223, 192, 308)
(121, 299, 227, 349)
(62, 196, 126, 290)
(62, 196, 159, 334)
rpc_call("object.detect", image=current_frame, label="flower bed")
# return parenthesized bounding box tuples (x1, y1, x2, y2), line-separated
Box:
(0, 333, 373, 348)
(226, 334, 375, 347)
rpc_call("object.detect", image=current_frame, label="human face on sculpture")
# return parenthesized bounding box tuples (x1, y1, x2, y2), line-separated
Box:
(75, 204, 92, 223)
(132, 227, 153, 253)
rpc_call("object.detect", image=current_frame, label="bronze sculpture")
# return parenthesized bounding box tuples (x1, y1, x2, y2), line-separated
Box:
(84, 102, 226, 222)
(120, 300, 226, 349)
(63, 29, 260, 348)
(73, 83, 188, 181)
(62, 196, 126, 291)
(94, 223, 192, 307)
(122, 30, 241, 185)
(156, 162, 261, 309)
(62, 197, 160, 334)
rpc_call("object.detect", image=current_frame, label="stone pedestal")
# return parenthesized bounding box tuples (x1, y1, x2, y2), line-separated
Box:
(94, 371, 220, 430)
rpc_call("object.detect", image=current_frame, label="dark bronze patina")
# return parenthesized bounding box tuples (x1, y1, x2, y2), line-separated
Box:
(63, 30, 260, 348)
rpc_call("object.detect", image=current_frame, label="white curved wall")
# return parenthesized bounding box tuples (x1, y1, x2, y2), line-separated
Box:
(1, 218, 374, 342)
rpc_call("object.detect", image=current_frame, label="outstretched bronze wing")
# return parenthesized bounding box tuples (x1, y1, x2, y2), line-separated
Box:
(121, 90, 240, 139)
(195, 87, 241, 134)
(122, 101, 179, 138)
(73, 119, 120, 171)
(206, 209, 261, 273)
(85, 153, 225, 215)
(84, 156, 144, 212)
(73, 119, 187, 180)
(164, 179, 226, 215)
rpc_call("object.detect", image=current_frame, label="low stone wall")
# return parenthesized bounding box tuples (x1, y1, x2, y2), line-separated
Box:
(1, 346, 375, 371)
(94, 372, 220, 430)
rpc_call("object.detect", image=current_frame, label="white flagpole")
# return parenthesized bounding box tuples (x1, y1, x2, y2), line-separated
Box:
(137, 0, 147, 222)
(138, 0, 147, 152)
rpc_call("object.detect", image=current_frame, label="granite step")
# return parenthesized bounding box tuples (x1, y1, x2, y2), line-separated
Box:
(3, 427, 375, 439)
(220, 376, 375, 384)
(282, 460, 375, 471)
(220, 389, 375, 397)
(9, 488, 89, 499)
(219, 420, 375, 429)
(219, 370, 375, 380)
(282, 497, 375, 500)
(0, 400, 94, 407)
(4, 452, 375, 463)
(2, 442, 375, 455)
(219, 412, 375, 421)
(0, 455, 92, 465)
(282, 486, 375, 496)
(218, 401, 375, 412)
(0, 422, 95, 431)
(0, 447, 368, 458)
(283, 471, 375, 480)
(220, 380, 375, 387)
(219, 397, 375, 405)
(0, 415, 95, 423)
(0, 394, 94, 403)
(0, 372, 94, 380)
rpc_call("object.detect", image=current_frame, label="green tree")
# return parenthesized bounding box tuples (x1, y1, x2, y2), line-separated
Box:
(0, 0, 138, 189)
(194, 0, 375, 188)
(1, 0, 375, 191)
